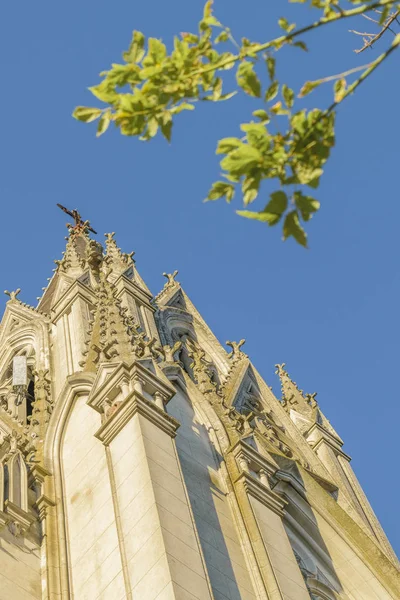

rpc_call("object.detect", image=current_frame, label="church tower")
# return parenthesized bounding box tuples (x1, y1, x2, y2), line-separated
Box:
(0, 215, 398, 600)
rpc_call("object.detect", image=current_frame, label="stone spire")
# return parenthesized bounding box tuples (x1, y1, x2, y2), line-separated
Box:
(37, 225, 104, 312)
(104, 232, 135, 281)
(54, 234, 85, 276)
(275, 363, 317, 418)
(83, 269, 136, 371)
(275, 363, 341, 442)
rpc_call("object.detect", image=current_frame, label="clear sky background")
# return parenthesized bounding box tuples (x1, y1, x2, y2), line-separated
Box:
(0, 1, 399, 555)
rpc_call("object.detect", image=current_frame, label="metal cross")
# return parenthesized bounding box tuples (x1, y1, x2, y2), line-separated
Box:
(57, 203, 97, 234)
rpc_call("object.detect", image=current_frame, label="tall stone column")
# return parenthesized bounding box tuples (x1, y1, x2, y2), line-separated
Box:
(89, 361, 213, 600)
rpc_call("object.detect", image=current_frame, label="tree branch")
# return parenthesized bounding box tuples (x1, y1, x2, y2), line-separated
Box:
(352, 9, 400, 53)
(185, 0, 399, 80)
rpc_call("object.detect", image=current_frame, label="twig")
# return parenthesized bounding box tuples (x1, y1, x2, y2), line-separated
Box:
(316, 62, 374, 83)
(353, 9, 400, 53)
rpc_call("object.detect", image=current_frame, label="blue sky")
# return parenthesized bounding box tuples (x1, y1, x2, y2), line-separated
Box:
(1, 1, 399, 554)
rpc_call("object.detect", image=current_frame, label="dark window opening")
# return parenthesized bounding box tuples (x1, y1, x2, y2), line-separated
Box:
(4, 465, 9, 502)
(26, 379, 35, 419)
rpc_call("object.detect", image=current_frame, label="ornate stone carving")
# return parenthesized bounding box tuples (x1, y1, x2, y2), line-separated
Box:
(4, 289, 21, 301)
(189, 347, 218, 396)
(155, 270, 180, 302)
(226, 339, 246, 361)
(104, 232, 135, 277)
(163, 270, 179, 287)
(162, 341, 182, 363)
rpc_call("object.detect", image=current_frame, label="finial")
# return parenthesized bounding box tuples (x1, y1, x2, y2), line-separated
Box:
(4, 289, 21, 301)
(163, 270, 179, 286)
(226, 339, 246, 359)
(275, 363, 286, 376)
(57, 203, 97, 235)
(305, 391, 318, 408)
(105, 232, 116, 242)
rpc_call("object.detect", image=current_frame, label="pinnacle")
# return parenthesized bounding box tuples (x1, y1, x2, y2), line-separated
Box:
(104, 232, 135, 280)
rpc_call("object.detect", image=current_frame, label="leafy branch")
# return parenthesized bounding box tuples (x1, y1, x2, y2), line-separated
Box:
(73, 0, 400, 247)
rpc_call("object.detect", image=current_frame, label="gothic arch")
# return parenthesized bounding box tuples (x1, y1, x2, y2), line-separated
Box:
(163, 309, 229, 377)
(0, 321, 49, 383)
(7, 451, 28, 511)
(0, 320, 48, 371)
(43, 371, 96, 600)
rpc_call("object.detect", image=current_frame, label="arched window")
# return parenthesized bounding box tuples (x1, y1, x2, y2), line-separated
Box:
(8, 452, 28, 511)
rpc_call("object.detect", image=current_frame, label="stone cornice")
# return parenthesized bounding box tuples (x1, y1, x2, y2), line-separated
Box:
(231, 440, 279, 476)
(87, 361, 176, 414)
(34, 494, 56, 523)
(160, 363, 187, 389)
(51, 280, 97, 321)
(4, 499, 35, 534)
(95, 392, 180, 445)
(114, 274, 154, 307)
(235, 472, 287, 517)
(274, 469, 308, 500)
(307, 423, 351, 460)
(29, 463, 52, 486)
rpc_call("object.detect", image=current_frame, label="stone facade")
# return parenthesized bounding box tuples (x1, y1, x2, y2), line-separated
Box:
(0, 223, 398, 600)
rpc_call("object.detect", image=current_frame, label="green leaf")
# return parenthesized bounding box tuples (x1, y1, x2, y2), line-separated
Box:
(333, 78, 347, 102)
(236, 61, 262, 98)
(219, 52, 236, 70)
(73, 107, 103, 123)
(145, 38, 167, 66)
(240, 123, 270, 152)
(147, 117, 158, 138)
(252, 109, 270, 123)
(282, 84, 294, 109)
(294, 191, 320, 221)
(171, 102, 195, 114)
(238, 190, 288, 225)
(291, 110, 307, 135)
(220, 145, 262, 177)
(294, 41, 308, 51)
(160, 111, 173, 142)
(265, 81, 279, 102)
(216, 137, 242, 154)
(270, 101, 288, 116)
(278, 17, 296, 33)
(89, 83, 118, 104)
(242, 173, 261, 205)
(215, 31, 229, 43)
(206, 181, 235, 202)
(96, 111, 111, 136)
(219, 91, 237, 101)
(298, 80, 321, 98)
(123, 31, 146, 64)
(264, 190, 288, 224)
(265, 55, 275, 81)
(379, 5, 390, 25)
(237, 209, 272, 223)
(203, 0, 213, 18)
(283, 211, 307, 247)
(295, 165, 323, 187)
(213, 77, 223, 100)
(181, 32, 199, 44)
